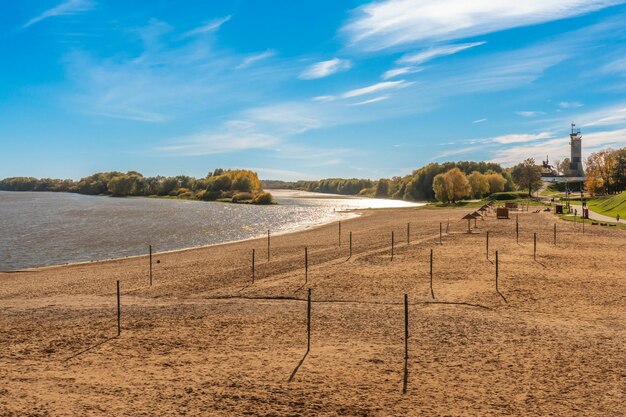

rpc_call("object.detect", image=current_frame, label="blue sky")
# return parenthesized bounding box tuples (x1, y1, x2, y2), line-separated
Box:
(1, 0, 626, 180)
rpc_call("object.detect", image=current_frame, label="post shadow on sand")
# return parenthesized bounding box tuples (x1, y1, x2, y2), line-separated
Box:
(63, 335, 118, 362)
(288, 289, 311, 382)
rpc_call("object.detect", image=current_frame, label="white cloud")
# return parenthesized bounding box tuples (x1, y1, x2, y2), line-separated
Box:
(158, 130, 279, 156)
(602, 56, 626, 74)
(341, 80, 413, 98)
(579, 105, 626, 127)
(487, 132, 553, 144)
(348, 95, 390, 106)
(342, 0, 626, 50)
(382, 66, 423, 80)
(236, 49, 277, 69)
(23, 0, 95, 28)
(181, 16, 231, 38)
(312, 95, 336, 102)
(559, 101, 584, 108)
(516, 111, 546, 117)
(472, 118, 487, 124)
(299, 58, 352, 80)
(398, 42, 485, 64)
(491, 129, 626, 166)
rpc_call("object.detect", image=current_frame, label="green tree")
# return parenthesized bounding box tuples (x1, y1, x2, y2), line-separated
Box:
(511, 158, 543, 196)
(467, 171, 490, 198)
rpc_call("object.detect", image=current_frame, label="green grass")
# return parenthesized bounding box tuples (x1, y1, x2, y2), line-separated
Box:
(585, 192, 626, 218)
(556, 213, 626, 230)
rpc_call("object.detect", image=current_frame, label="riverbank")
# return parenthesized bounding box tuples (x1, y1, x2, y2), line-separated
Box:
(1, 206, 624, 415)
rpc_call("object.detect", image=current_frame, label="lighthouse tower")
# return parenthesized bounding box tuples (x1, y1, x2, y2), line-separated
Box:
(569, 123, 584, 177)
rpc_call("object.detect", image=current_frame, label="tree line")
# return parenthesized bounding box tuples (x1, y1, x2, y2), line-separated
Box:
(0, 169, 274, 204)
(585, 147, 626, 195)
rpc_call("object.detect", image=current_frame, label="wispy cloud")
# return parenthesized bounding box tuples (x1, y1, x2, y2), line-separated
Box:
(312, 95, 336, 102)
(299, 58, 352, 80)
(398, 42, 485, 65)
(491, 128, 626, 165)
(181, 15, 231, 38)
(158, 130, 279, 156)
(559, 101, 584, 108)
(23, 0, 95, 29)
(381, 66, 423, 80)
(342, 0, 626, 50)
(516, 111, 546, 117)
(63, 19, 292, 124)
(348, 95, 390, 106)
(472, 118, 487, 124)
(487, 132, 553, 144)
(237, 49, 277, 69)
(578, 104, 626, 127)
(341, 80, 412, 98)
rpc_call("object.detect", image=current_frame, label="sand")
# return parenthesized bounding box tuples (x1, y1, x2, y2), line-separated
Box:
(1, 206, 624, 416)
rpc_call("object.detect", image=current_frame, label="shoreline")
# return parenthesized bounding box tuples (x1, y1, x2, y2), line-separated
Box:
(0, 209, 365, 274)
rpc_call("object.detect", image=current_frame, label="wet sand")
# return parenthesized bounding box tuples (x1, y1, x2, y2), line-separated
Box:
(1, 206, 624, 416)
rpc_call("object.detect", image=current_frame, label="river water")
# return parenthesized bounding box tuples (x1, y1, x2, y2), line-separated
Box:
(0, 190, 423, 270)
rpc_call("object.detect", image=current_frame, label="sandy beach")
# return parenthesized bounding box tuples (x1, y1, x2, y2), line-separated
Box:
(1, 206, 624, 416)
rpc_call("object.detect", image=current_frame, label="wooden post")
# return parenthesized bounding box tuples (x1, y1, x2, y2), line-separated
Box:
(582, 215, 585, 233)
(554, 223, 557, 245)
(534, 233, 537, 260)
(446, 219, 449, 234)
(338, 221, 341, 247)
(307, 288, 311, 353)
(252, 249, 255, 282)
(267, 229, 271, 261)
(305, 247, 308, 283)
(429, 249, 434, 299)
(486, 231, 489, 259)
(407, 222, 410, 245)
(403, 293, 409, 394)
(116, 280, 121, 337)
(349, 231, 353, 258)
(495, 251, 499, 293)
(149, 245, 152, 287)
(439, 222, 442, 244)
(391, 231, 394, 261)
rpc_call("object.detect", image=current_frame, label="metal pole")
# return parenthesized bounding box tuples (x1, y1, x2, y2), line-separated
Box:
(516, 215, 519, 244)
(534, 233, 537, 260)
(403, 293, 409, 394)
(391, 231, 394, 261)
(495, 251, 499, 293)
(252, 249, 255, 282)
(267, 229, 270, 261)
(349, 231, 353, 258)
(149, 245, 152, 287)
(430, 249, 434, 299)
(116, 280, 121, 337)
(439, 222, 442, 244)
(407, 222, 410, 244)
(338, 221, 341, 247)
(554, 223, 557, 245)
(305, 247, 308, 283)
(486, 231, 489, 259)
(307, 289, 311, 353)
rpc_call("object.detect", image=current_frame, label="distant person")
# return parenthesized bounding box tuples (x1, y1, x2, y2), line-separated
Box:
(574, 209, 577, 216)
(617, 214, 621, 222)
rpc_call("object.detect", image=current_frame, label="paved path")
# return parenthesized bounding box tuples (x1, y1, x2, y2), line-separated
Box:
(570, 204, 625, 224)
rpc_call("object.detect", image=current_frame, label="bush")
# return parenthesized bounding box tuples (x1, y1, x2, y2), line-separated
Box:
(232, 192, 254, 202)
(202, 190, 221, 201)
(252, 192, 273, 205)
(489, 191, 528, 200)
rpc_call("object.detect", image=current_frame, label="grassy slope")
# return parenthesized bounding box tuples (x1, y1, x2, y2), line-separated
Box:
(586, 192, 626, 218)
